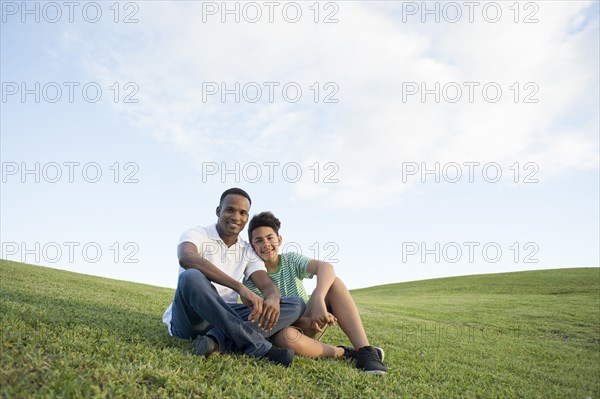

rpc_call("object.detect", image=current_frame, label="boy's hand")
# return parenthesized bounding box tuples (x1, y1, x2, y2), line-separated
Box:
(306, 297, 336, 329)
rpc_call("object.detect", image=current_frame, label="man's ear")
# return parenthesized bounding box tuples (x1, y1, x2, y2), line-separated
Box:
(278, 235, 283, 246)
(215, 206, 221, 217)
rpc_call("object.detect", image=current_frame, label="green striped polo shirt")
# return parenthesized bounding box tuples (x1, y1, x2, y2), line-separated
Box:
(243, 252, 314, 303)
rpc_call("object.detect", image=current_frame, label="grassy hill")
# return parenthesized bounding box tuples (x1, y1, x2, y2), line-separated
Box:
(1, 260, 598, 398)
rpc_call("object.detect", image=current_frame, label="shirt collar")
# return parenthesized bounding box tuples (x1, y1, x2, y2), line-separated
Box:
(207, 223, 246, 247)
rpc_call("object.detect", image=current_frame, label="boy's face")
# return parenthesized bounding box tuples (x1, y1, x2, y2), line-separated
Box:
(251, 226, 282, 263)
(216, 194, 250, 238)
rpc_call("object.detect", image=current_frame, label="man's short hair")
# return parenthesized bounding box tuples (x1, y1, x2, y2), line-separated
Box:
(219, 188, 252, 207)
(248, 211, 281, 242)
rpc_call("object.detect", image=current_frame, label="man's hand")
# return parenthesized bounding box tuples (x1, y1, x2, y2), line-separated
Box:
(259, 295, 281, 331)
(247, 270, 282, 331)
(238, 286, 263, 323)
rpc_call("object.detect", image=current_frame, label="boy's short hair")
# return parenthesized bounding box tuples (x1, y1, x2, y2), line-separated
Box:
(248, 211, 281, 242)
(219, 187, 252, 206)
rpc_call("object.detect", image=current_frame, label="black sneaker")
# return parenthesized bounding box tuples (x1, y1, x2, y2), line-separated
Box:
(337, 345, 385, 361)
(355, 346, 388, 375)
(337, 345, 356, 359)
(262, 346, 294, 367)
(194, 335, 218, 357)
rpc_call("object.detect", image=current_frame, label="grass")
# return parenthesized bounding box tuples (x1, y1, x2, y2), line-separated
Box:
(1, 260, 599, 398)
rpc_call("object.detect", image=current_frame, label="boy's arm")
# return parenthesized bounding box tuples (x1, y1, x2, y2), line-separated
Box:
(307, 260, 336, 298)
(248, 271, 281, 331)
(178, 242, 263, 321)
(306, 260, 338, 328)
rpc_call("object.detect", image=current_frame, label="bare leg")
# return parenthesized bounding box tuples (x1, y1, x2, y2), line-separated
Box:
(272, 327, 345, 358)
(325, 277, 370, 349)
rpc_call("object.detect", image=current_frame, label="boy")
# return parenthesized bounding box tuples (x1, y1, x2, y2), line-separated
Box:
(243, 211, 388, 374)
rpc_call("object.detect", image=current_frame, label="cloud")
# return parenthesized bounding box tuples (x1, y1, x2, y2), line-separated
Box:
(73, 1, 598, 207)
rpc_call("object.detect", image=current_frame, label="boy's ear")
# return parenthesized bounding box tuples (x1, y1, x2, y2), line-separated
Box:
(278, 235, 283, 246)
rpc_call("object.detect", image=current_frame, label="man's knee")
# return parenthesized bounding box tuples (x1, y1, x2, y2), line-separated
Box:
(178, 269, 211, 294)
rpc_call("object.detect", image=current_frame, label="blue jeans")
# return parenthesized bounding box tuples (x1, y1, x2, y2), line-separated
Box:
(169, 269, 305, 357)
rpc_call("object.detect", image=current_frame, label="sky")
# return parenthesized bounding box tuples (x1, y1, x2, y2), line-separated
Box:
(1, 0, 599, 292)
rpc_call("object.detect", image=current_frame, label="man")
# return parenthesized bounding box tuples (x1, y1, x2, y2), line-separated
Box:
(162, 188, 305, 366)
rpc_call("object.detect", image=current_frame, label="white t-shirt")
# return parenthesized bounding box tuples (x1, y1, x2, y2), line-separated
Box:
(162, 224, 266, 334)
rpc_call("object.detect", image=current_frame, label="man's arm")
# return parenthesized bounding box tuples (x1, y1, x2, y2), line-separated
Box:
(248, 270, 281, 331)
(178, 242, 263, 321)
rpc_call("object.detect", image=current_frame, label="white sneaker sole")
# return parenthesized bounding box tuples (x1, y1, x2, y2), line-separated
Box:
(364, 369, 387, 375)
(375, 347, 385, 362)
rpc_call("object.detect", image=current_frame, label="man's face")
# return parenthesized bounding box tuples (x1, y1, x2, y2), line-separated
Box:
(216, 194, 250, 238)
(250, 226, 282, 263)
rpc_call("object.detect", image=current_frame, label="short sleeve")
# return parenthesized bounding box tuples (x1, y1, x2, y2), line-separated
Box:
(243, 246, 267, 279)
(179, 227, 214, 257)
(285, 252, 313, 280)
